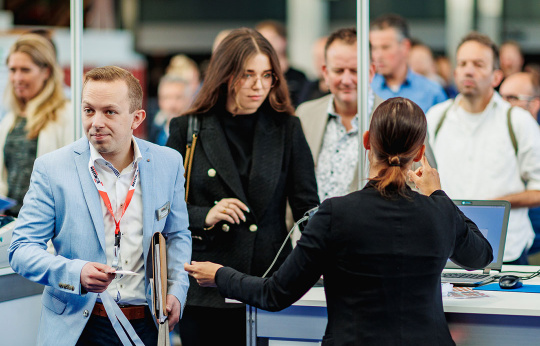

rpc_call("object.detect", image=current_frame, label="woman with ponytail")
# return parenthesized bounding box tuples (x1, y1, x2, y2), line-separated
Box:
(185, 97, 493, 346)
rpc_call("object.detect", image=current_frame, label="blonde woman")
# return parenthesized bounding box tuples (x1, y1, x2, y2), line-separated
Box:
(0, 34, 73, 215)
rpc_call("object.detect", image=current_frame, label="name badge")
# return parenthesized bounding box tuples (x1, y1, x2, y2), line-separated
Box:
(156, 201, 170, 221)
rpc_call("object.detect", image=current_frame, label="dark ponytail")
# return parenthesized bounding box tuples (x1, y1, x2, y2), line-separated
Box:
(368, 97, 426, 197)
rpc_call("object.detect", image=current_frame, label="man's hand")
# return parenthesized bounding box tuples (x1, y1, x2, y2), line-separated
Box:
(80, 262, 116, 293)
(184, 261, 223, 287)
(166, 294, 181, 332)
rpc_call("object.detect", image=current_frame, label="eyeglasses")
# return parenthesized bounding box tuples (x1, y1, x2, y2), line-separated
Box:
(240, 72, 278, 89)
(501, 94, 536, 103)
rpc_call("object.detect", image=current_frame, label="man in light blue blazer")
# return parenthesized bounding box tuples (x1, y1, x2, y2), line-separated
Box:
(9, 66, 192, 345)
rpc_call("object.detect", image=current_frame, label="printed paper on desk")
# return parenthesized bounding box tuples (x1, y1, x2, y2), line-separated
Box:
(446, 287, 490, 299)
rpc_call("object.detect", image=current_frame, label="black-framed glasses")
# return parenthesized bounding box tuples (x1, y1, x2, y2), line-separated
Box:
(240, 72, 278, 89)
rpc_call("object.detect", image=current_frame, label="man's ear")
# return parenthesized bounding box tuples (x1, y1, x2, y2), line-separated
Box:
(131, 109, 146, 130)
(530, 98, 540, 120)
(322, 64, 329, 86)
(401, 38, 411, 55)
(369, 63, 376, 83)
(413, 144, 426, 162)
(492, 69, 504, 88)
(363, 130, 370, 150)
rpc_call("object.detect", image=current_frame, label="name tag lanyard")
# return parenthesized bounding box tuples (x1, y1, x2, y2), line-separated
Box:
(89, 161, 140, 269)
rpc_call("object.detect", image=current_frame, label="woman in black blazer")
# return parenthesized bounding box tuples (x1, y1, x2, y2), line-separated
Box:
(166, 28, 319, 346)
(186, 97, 494, 346)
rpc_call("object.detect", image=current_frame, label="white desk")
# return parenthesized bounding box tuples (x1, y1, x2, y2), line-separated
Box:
(245, 265, 540, 346)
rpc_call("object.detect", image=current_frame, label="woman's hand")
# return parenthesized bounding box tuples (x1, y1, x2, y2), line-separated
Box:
(204, 198, 249, 227)
(407, 155, 441, 196)
(184, 261, 223, 287)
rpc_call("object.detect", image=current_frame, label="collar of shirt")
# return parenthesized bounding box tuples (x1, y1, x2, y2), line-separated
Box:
(404, 69, 414, 86)
(452, 91, 505, 115)
(89, 136, 142, 177)
(372, 69, 414, 89)
(325, 89, 375, 134)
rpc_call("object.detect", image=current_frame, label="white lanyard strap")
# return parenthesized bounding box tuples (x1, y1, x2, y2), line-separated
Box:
(100, 291, 145, 346)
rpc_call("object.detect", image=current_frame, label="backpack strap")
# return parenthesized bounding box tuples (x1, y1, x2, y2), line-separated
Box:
(435, 101, 518, 157)
(434, 100, 454, 138)
(506, 106, 518, 156)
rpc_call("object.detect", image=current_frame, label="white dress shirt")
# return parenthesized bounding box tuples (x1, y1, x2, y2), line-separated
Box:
(427, 93, 540, 261)
(90, 138, 145, 305)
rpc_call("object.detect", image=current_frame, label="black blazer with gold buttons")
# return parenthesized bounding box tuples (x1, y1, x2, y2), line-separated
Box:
(167, 106, 319, 308)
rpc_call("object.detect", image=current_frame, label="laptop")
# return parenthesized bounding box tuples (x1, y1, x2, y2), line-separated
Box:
(441, 200, 511, 287)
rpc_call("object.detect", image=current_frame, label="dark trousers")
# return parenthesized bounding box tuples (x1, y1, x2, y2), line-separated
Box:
(179, 305, 246, 346)
(76, 306, 158, 346)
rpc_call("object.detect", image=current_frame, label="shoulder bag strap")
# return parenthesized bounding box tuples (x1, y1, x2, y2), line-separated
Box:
(184, 115, 200, 202)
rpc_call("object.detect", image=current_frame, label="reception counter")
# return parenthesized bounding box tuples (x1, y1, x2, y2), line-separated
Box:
(244, 265, 540, 346)
(0, 267, 43, 345)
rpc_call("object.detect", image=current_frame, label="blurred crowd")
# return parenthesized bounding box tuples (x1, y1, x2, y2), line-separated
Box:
(3, 13, 540, 346)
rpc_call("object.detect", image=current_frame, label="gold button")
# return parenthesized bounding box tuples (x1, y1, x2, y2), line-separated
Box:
(249, 224, 258, 232)
(208, 169, 216, 177)
(222, 224, 230, 232)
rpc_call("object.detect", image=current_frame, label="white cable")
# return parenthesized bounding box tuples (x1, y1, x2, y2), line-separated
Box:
(262, 215, 310, 278)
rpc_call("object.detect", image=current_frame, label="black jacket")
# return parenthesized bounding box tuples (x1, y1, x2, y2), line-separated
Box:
(167, 107, 319, 308)
(215, 184, 493, 345)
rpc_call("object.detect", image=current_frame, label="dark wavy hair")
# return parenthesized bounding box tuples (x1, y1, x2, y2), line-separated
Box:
(369, 97, 426, 197)
(184, 27, 294, 116)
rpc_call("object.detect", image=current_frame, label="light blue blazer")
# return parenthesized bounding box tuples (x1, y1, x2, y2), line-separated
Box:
(9, 137, 192, 346)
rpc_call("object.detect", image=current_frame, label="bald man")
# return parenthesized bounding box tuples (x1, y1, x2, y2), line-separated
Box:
(499, 72, 540, 120)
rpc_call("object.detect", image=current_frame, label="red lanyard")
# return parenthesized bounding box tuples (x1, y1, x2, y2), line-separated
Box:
(89, 159, 139, 267)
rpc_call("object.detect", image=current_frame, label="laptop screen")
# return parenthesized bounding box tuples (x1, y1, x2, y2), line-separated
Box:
(445, 200, 511, 270)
